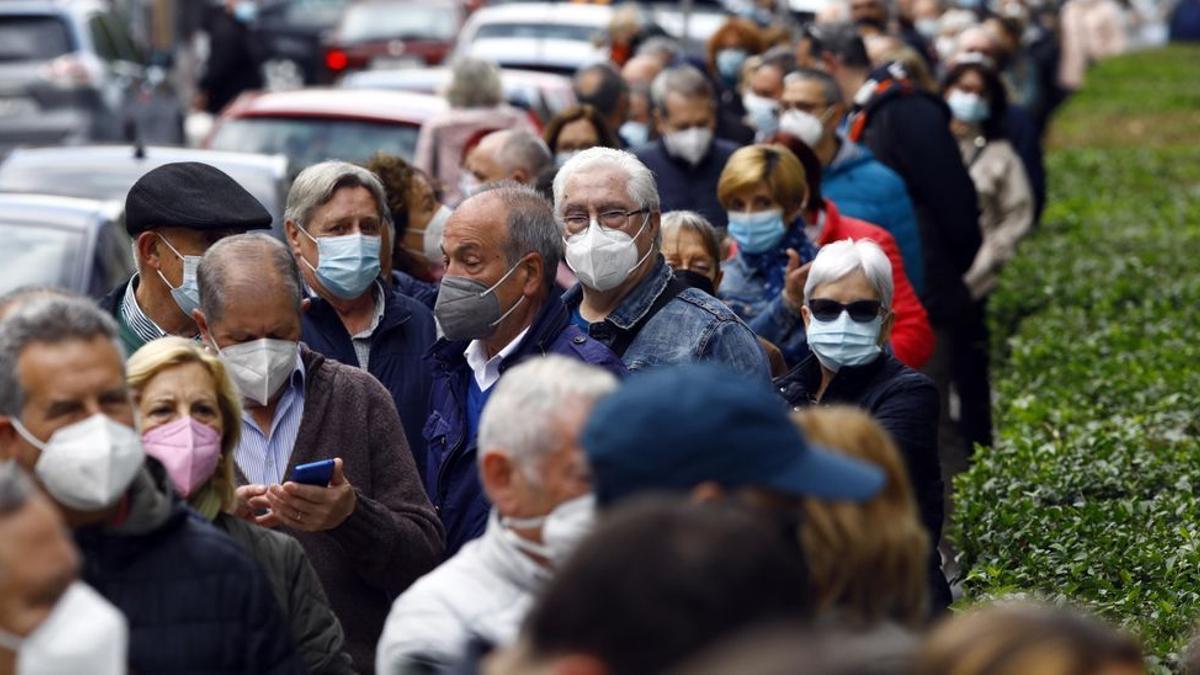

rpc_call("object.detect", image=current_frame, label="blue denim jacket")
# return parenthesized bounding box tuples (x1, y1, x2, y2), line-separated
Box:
(563, 256, 769, 380)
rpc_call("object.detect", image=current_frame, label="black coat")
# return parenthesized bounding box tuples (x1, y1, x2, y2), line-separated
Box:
(635, 137, 739, 231)
(776, 353, 951, 612)
(75, 461, 304, 674)
(199, 8, 263, 114)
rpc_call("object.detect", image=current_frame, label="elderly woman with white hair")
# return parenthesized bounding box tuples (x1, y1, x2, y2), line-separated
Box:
(775, 238, 951, 614)
(413, 57, 538, 205)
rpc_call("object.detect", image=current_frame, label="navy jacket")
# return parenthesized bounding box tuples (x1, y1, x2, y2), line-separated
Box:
(776, 353, 951, 613)
(423, 295, 627, 556)
(635, 137, 739, 231)
(76, 460, 303, 674)
(302, 282, 437, 479)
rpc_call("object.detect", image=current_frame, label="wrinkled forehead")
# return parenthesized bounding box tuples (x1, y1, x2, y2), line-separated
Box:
(559, 166, 635, 212)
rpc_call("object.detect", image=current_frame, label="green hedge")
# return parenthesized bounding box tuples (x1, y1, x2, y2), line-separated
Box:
(954, 46, 1200, 671)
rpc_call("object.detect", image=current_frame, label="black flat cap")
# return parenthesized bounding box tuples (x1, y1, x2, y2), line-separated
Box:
(125, 162, 273, 236)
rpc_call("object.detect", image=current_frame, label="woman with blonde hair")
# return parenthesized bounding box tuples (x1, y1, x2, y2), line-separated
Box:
(127, 337, 354, 674)
(792, 406, 929, 627)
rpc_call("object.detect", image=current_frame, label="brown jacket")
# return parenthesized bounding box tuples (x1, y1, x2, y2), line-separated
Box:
(237, 347, 445, 673)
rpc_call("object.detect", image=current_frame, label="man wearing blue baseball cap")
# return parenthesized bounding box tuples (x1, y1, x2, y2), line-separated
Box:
(582, 362, 885, 507)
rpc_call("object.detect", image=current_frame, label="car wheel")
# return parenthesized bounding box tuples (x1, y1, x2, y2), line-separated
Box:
(262, 58, 305, 91)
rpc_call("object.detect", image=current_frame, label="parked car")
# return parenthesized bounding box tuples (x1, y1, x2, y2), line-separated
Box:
(322, 0, 461, 81)
(0, 0, 182, 155)
(203, 88, 446, 174)
(340, 67, 575, 126)
(255, 0, 352, 89)
(0, 193, 131, 297)
(0, 145, 290, 234)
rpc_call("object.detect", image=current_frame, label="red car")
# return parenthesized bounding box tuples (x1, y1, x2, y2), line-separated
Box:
(321, 0, 463, 81)
(203, 88, 447, 173)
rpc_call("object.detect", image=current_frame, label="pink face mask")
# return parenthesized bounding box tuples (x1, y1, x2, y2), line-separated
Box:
(141, 416, 223, 498)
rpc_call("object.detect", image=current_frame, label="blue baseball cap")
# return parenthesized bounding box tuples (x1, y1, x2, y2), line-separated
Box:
(583, 363, 885, 507)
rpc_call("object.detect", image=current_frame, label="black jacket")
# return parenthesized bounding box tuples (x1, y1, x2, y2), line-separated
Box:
(848, 64, 982, 325)
(635, 137, 740, 231)
(215, 513, 357, 674)
(776, 353, 951, 612)
(75, 460, 304, 674)
(199, 7, 263, 114)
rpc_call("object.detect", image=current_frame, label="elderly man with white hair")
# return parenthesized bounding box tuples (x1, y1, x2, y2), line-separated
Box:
(555, 147, 768, 378)
(462, 129, 553, 193)
(774, 238, 950, 613)
(376, 355, 618, 673)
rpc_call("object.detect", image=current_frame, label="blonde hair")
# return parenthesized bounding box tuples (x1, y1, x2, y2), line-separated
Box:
(717, 144, 808, 217)
(127, 337, 242, 512)
(792, 406, 929, 627)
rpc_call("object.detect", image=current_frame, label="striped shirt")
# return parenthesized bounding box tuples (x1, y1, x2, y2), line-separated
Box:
(235, 355, 306, 486)
(120, 275, 168, 347)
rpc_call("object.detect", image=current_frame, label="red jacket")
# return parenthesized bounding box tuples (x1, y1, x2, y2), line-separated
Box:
(818, 199, 934, 369)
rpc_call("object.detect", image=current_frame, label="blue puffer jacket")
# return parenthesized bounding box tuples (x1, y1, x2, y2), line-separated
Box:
(823, 140, 926, 295)
(302, 281, 438, 481)
(76, 460, 303, 675)
(423, 295, 627, 556)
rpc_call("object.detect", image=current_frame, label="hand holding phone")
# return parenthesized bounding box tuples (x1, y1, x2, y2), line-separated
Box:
(289, 459, 335, 487)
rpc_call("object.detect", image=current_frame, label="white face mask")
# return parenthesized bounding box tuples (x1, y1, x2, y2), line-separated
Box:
(662, 127, 713, 166)
(11, 414, 144, 512)
(779, 108, 828, 148)
(0, 582, 128, 675)
(458, 171, 481, 201)
(215, 338, 298, 407)
(419, 204, 452, 262)
(501, 494, 596, 567)
(564, 214, 653, 292)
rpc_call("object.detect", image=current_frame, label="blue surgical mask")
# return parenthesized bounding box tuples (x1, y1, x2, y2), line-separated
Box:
(619, 121, 649, 148)
(806, 311, 883, 371)
(233, 0, 258, 23)
(298, 227, 381, 300)
(947, 90, 991, 124)
(155, 234, 201, 317)
(715, 49, 748, 85)
(555, 150, 578, 168)
(728, 208, 786, 254)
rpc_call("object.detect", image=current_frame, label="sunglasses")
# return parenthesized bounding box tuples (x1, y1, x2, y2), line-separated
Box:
(807, 298, 883, 323)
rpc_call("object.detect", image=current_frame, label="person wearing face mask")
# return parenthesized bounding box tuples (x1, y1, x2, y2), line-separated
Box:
(543, 105, 621, 170)
(635, 66, 740, 231)
(742, 61, 786, 141)
(427, 186, 625, 558)
(126, 337, 356, 675)
(195, 0, 263, 115)
(0, 295, 303, 674)
(363, 152, 450, 304)
(378, 356, 617, 671)
(775, 239, 950, 611)
(556, 148, 768, 379)
(704, 18, 763, 146)
(287, 162, 438, 481)
(194, 234, 443, 672)
(98, 161, 274, 356)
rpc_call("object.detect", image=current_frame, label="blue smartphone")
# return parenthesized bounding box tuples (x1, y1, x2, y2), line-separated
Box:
(290, 459, 335, 487)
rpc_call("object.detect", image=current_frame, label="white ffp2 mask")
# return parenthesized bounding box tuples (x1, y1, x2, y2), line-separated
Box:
(216, 338, 298, 407)
(12, 414, 144, 512)
(0, 582, 128, 675)
(564, 215, 653, 292)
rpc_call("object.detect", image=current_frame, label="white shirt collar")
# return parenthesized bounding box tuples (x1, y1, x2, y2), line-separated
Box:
(464, 326, 530, 392)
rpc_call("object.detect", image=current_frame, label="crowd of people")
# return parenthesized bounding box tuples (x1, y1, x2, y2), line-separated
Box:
(0, 0, 1158, 673)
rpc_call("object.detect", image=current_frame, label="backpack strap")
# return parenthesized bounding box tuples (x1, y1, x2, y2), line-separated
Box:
(608, 276, 689, 358)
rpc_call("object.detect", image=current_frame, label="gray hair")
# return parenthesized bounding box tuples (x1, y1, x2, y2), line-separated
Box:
(446, 57, 504, 108)
(465, 183, 563, 293)
(785, 67, 845, 107)
(0, 297, 121, 417)
(477, 355, 618, 480)
(650, 65, 715, 114)
(635, 36, 681, 64)
(804, 238, 894, 311)
(553, 147, 660, 220)
(284, 161, 389, 231)
(661, 210, 723, 259)
(0, 461, 34, 514)
(493, 129, 553, 178)
(197, 233, 305, 325)
(0, 285, 76, 321)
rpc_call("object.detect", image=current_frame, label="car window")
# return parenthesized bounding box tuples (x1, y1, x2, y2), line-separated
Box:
(0, 15, 73, 61)
(97, 12, 143, 63)
(88, 216, 135, 297)
(0, 223, 86, 293)
(473, 22, 599, 42)
(340, 4, 457, 42)
(88, 15, 119, 61)
(279, 0, 352, 29)
(209, 117, 420, 175)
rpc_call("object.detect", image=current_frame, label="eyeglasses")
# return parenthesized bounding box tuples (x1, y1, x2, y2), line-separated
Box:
(562, 208, 648, 235)
(807, 298, 883, 323)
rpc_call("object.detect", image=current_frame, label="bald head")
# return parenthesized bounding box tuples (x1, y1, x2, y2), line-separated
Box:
(957, 26, 999, 62)
(622, 55, 664, 87)
(450, 184, 562, 294)
(466, 129, 553, 187)
(197, 233, 304, 325)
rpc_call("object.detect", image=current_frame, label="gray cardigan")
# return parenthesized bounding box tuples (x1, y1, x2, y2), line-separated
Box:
(237, 347, 445, 673)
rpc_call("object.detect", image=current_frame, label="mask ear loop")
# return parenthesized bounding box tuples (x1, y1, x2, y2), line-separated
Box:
(481, 255, 531, 327)
(295, 225, 323, 275)
(625, 211, 656, 275)
(154, 234, 187, 291)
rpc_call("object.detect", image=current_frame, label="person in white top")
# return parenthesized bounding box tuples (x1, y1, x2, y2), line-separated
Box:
(376, 355, 618, 673)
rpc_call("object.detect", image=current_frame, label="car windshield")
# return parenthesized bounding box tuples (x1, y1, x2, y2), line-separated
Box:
(0, 15, 73, 62)
(341, 4, 457, 41)
(0, 223, 84, 292)
(473, 22, 598, 42)
(209, 117, 420, 172)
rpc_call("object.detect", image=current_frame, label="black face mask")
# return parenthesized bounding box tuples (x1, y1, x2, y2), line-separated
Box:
(674, 268, 717, 297)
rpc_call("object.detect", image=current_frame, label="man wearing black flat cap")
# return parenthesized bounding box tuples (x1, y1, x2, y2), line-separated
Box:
(99, 162, 273, 356)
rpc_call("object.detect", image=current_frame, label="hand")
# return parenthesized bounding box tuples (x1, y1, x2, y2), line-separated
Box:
(260, 458, 356, 533)
(780, 249, 812, 316)
(234, 484, 269, 522)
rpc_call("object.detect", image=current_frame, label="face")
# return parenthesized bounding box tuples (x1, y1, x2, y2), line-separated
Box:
(195, 282, 304, 353)
(286, 185, 384, 297)
(782, 78, 842, 135)
(488, 401, 593, 524)
(0, 337, 133, 474)
(950, 68, 987, 98)
(663, 227, 722, 289)
(0, 492, 79, 639)
(559, 165, 658, 263)
(627, 91, 651, 125)
(726, 182, 784, 215)
(800, 269, 893, 341)
(441, 193, 540, 312)
(402, 172, 441, 258)
(749, 65, 785, 100)
(556, 119, 601, 154)
(142, 225, 237, 306)
(135, 362, 225, 440)
(850, 0, 887, 26)
(913, 0, 942, 20)
(465, 135, 511, 185)
(656, 92, 715, 136)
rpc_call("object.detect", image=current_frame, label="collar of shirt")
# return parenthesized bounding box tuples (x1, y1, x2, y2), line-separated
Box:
(464, 326, 530, 392)
(235, 351, 307, 485)
(350, 282, 386, 340)
(120, 274, 168, 345)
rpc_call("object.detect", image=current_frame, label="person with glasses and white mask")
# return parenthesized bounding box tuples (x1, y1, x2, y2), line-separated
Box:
(426, 184, 625, 559)
(774, 238, 950, 614)
(556, 148, 768, 379)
